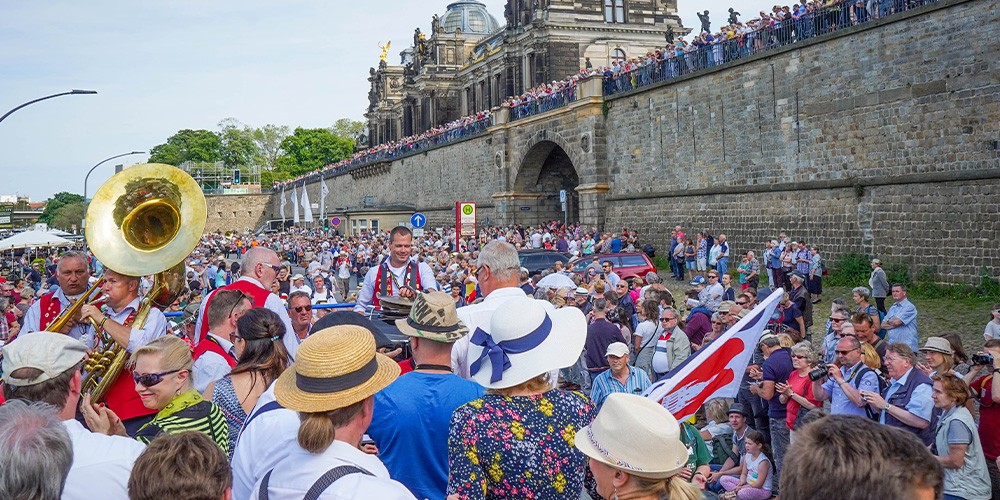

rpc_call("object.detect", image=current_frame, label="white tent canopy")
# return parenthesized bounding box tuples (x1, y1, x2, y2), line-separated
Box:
(0, 230, 75, 251)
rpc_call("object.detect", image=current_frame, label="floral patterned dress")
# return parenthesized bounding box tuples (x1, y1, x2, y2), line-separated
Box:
(447, 389, 596, 499)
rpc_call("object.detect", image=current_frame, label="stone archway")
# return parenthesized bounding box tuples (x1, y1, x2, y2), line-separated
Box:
(509, 140, 580, 226)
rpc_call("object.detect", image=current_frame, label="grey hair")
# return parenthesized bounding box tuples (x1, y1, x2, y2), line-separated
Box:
(711, 312, 725, 323)
(477, 241, 520, 282)
(851, 287, 871, 299)
(791, 341, 818, 365)
(0, 400, 73, 500)
(241, 247, 278, 276)
(57, 251, 88, 271)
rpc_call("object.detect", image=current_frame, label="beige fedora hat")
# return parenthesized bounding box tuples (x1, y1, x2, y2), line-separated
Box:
(575, 393, 689, 479)
(467, 296, 585, 389)
(275, 325, 400, 413)
(395, 291, 469, 343)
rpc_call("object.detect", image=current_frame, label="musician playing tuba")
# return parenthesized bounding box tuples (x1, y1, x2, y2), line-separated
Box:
(21, 251, 93, 340)
(79, 268, 167, 435)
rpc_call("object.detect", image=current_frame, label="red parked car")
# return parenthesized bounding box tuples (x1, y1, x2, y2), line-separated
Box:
(571, 253, 657, 280)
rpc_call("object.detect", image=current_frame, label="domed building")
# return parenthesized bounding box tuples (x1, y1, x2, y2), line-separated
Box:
(365, 0, 686, 146)
(439, 1, 501, 35)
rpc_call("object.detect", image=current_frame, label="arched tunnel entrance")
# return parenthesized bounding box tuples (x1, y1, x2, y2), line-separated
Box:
(511, 140, 579, 227)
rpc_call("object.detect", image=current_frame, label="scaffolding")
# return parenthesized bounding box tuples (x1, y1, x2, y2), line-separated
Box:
(177, 161, 265, 194)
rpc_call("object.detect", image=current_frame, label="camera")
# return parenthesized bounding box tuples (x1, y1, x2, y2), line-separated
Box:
(808, 366, 830, 382)
(973, 353, 995, 366)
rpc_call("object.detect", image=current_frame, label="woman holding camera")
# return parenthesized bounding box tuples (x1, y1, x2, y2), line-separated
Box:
(776, 342, 822, 442)
(964, 340, 1000, 497)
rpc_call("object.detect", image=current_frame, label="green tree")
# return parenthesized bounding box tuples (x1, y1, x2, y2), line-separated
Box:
(330, 118, 365, 141)
(148, 129, 222, 165)
(275, 128, 353, 177)
(218, 118, 259, 167)
(38, 192, 84, 224)
(50, 202, 85, 231)
(253, 124, 289, 170)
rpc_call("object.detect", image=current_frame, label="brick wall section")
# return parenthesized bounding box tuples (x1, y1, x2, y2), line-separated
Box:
(234, 0, 998, 283)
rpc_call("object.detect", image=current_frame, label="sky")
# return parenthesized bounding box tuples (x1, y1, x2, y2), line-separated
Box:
(0, 0, 758, 201)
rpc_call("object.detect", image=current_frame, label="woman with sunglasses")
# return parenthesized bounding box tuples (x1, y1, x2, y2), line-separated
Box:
(83, 335, 229, 452)
(211, 307, 290, 458)
(775, 342, 822, 441)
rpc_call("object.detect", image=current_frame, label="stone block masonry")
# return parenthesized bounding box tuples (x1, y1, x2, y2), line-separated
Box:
(205, 0, 997, 284)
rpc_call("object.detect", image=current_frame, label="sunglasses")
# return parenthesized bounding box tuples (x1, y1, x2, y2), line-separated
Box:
(835, 348, 859, 355)
(659, 317, 676, 322)
(736, 301, 747, 305)
(829, 317, 846, 322)
(293, 305, 313, 313)
(708, 275, 719, 279)
(712, 321, 724, 325)
(133, 369, 181, 387)
(262, 263, 282, 272)
(791, 354, 807, 359)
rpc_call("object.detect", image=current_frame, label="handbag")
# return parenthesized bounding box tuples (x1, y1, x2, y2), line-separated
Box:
(632, 324, 660, 366)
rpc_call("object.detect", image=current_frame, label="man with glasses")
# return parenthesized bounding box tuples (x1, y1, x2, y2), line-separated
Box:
(191, 289, 251, 392)
(812, 335, 881, 417)
(194, 247, 297, 361)
(862, 343, 934, 445)
(852, 311, 887, 368)
(691, 273, 724, 312)
(821, 309, 851, 365)
(601, 260, 621, 288)
(287, 291, 313, 341)
(2, 331, 146, 499)
(650, 307, 691, 379)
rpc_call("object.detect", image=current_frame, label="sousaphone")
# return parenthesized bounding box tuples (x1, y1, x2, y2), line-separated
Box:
(79, 163, 206, 402)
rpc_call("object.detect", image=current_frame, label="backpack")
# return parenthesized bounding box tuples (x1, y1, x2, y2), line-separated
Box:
(710, 432, 738, 466)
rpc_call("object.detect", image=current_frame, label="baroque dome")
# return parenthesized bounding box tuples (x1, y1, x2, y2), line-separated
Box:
(440, 1, 501, 35)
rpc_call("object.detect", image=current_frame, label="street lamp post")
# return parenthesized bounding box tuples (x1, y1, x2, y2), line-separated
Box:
(0, 90, 98, 125)
(81, 151, 146, 232)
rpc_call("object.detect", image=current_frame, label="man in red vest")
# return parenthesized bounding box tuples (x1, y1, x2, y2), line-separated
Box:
(194, 247, 297, 360)
(353, 226, 438, 313)
(191, 289, 251, 393)
(22, 250, 92, 339)
(78, 268, 167, 435)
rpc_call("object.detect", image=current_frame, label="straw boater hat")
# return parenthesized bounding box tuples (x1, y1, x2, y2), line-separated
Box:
(467, 296, 586, 389)
(275, 325, 400, 413)
(395, 291, 468, 343)
(575, 393, 689, 479)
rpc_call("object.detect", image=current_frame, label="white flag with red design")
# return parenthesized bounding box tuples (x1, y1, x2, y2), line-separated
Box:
(643, 289, 784, 421)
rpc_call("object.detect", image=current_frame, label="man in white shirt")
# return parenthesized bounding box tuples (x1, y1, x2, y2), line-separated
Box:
(231, 382, 299, 500)
(191, 289, 251, 393)
(354, 227, 437, 313)
(2, 331, 145, 500)
(310, 275, 337, 305)
(22, 250, 93, 340)
(289, 274, 311, 295)
(451, 241, 557, 381)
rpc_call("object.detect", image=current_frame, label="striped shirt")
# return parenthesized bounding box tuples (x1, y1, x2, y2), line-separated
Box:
(590, 367, 652, 411)
(135, 390, 230, 454)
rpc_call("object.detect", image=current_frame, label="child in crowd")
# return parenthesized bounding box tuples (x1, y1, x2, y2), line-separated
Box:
(719, 430, 773, 500)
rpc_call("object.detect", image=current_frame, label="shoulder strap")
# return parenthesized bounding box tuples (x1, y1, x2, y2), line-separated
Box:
(632, 324, 660, 366)
(237, 400, 284, 443)
(258, 469, 274, 500)
(304, 465, 374, 500)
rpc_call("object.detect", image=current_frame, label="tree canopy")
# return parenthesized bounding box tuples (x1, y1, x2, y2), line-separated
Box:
(38, 192, 84, 224)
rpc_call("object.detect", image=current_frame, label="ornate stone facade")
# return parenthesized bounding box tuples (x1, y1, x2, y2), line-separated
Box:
(365, 0, 685, 146)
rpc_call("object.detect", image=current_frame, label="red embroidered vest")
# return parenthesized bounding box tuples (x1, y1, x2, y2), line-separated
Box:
(38, 292, 62, 330)
(197, 279, 272, 341)
(102, 308, 157, 421)
(372, 261, 421, 310)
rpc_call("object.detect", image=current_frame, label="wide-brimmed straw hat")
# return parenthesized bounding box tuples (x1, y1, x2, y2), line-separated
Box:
(467, 296, 585, 389)
(395, 291, 469, 343)
(575, 393, 689, 479)
(275, 325, 399, 413)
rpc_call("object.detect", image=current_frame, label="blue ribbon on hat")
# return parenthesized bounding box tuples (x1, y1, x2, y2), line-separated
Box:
(469, 313, 552, 384)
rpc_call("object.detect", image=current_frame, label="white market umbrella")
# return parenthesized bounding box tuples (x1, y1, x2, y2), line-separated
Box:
(0, 230, 75, 251)
(537, 272, 576, 290)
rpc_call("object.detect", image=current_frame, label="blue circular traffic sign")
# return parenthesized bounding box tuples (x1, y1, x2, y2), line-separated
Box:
(410, 213, 426, 228)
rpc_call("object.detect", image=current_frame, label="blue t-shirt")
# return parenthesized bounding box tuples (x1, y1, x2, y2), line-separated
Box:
(762, 348, 794, 418)
(370, 372, 485, 500)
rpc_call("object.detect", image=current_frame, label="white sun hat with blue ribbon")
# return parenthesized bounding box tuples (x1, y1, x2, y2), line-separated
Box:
(467, 296, 586, 389)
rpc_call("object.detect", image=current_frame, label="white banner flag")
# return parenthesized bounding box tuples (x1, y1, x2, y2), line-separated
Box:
(643, 289, 784, 422)
(279, 186, 287, 221)
(319, 177, 329, 219)
(292, 185, 300, 224)
(301, 183, 313, 223)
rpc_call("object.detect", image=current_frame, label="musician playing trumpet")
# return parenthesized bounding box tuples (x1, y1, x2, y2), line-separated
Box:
(79, 268, 168, 435)
(22, 251, 93, 340)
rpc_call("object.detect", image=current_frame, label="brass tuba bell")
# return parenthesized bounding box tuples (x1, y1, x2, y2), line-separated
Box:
(79, 163, 206, 402)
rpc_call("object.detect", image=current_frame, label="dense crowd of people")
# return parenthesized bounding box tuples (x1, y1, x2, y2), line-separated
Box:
(0, 220, 998, 500)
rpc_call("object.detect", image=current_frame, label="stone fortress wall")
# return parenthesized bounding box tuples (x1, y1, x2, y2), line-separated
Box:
(210, 0, 997, 283)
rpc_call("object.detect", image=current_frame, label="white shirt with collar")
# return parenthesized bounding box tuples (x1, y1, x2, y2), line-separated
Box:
(353, 258, 438, 313)
(22, 288, 92, 342)
(452, 286, 558, 381)
(194, 276, 298, 361)
(191, 332, 237, 393)
(249, 440, 416, 500)
(105, 296, 168, 353)
(61, 419, 146, 500)
(231, 383, 299, 500)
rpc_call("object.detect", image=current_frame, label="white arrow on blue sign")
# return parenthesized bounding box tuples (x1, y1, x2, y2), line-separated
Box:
(410, 213, 426, 228)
